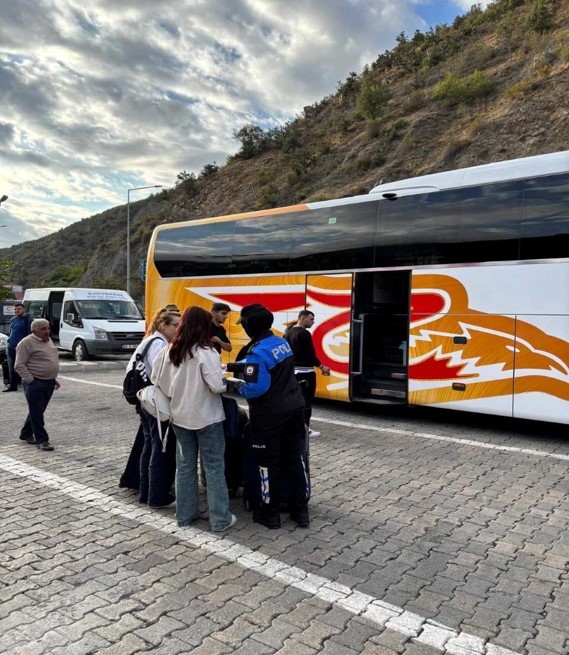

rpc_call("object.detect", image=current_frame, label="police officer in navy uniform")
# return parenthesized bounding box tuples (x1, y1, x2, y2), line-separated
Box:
(227, 303, 309, 529)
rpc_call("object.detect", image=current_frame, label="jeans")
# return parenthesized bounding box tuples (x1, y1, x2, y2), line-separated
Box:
(250, 406, 309, 516)
(139, 409, 173, 505)
(173, 421, 232, 531)
(7, 345, 21, 389)
(20, 378, 56, 444)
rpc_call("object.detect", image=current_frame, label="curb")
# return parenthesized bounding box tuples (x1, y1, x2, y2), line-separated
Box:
(58, 360, 127, 374)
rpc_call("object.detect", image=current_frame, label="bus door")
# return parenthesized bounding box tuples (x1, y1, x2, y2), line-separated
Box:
(351, 271, 410, 402)
(47, 291, 64, 344)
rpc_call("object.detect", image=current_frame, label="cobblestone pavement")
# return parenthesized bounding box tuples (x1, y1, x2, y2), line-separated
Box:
(1, 366, 568, 655)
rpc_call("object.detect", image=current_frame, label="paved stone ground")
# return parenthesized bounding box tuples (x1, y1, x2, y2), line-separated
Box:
(0, 364, 568, 655)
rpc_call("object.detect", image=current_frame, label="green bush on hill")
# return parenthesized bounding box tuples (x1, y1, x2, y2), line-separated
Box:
(356, 81, 390, 119)
(434, 71, 495, 106)
(526, 0, 554, 33)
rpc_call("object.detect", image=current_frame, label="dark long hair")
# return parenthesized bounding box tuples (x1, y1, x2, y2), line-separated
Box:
(169, 306, 213, 366)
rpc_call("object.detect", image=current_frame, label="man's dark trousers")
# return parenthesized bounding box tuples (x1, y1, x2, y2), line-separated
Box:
(6, 345, 21, 389)
(20, 379, 55, 444)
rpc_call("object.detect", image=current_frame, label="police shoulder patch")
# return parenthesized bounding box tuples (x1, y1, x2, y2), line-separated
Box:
(243, 363, 259, 383)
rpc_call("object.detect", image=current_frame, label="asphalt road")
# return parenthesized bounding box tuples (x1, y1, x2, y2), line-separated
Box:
(0, 365, 568, 655)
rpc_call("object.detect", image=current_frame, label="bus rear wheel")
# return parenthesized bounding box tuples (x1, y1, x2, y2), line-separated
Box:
(72, 340, 90, 362)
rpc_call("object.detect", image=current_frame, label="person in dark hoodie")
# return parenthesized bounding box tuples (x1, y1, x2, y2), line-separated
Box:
(3, 303, 32, 392)
(227, 303, 309, 529)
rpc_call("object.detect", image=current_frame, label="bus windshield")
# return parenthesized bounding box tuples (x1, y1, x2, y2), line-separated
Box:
(76, 300, 142, 320)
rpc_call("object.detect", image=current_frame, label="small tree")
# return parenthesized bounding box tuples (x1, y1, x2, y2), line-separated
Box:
(337, 71, 360, 98)
(526, 0, 554, 33)
(356, 81, 390, 120)
(175, 170, 198, 197)
(233, 124, 272, 159)
(199, 162, 219, 179)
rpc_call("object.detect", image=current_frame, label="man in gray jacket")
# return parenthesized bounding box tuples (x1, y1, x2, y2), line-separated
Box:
(15, 319, 60, 451)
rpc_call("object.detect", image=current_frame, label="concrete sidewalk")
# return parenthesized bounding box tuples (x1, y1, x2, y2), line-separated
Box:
(1, 368, 568, 655)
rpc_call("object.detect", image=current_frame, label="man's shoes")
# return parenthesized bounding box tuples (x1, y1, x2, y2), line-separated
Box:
(2, 387, 17, 392)
(25, 436, 38, 445)
(253, 509, 281, 529)
(149, 494, 176, 508)
(20, 434, 32, 442)
(308, 429, 321, 438)
(212, 514, 238, 532)
(290, 508, 310, 528)
(37, 442, 54, 451)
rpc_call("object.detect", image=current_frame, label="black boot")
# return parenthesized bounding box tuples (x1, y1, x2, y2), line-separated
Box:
(290, 507, 310, 528)
(253, 507, 281, 529)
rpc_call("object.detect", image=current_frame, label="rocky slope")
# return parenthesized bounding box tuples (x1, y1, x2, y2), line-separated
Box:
(2, 0, 568, 299)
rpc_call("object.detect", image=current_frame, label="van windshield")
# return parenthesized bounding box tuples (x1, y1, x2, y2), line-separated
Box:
(75, 300, 142, 320)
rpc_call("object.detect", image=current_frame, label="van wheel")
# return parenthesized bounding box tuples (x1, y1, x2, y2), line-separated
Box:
(73, 340, 90, 362)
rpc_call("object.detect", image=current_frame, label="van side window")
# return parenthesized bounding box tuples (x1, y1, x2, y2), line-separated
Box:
(26, 301, 45, 318)
(63, 301, 80, 326)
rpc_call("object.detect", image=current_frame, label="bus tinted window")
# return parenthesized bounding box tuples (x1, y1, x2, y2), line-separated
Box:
(521, 173, 569, 260)
(154, 222, 236, 277)
(376, 182, 521, 266)
(456, 181, 521, 262)
(232, 214, 292, 273)
(290, 201, 378, 272)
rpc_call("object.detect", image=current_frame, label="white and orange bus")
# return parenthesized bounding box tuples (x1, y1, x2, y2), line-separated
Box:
(146, 151, 569, 424)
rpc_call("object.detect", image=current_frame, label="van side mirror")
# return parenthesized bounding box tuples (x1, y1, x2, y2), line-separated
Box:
(66, 313, 75, 323)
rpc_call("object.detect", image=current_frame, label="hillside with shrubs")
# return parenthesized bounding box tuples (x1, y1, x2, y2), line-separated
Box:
(1, 0, 568, 298)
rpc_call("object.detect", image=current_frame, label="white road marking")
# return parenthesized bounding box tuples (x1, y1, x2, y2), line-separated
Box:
(0, 453, 519, 655)
(58, 375, 124, 389)
(58, 375, 569, 462)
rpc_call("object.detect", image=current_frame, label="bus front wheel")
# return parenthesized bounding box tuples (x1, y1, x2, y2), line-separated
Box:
(72, 340, 90, 362)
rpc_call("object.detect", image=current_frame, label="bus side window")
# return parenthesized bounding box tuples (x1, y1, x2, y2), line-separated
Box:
(233, 215, 292, 273)
(521, 173, 569, 260)
(154, 221, 236, 277)
(290, 201, 377, 272)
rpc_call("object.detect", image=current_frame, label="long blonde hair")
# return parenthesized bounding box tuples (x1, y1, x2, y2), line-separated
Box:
(145, 307, 181, 336)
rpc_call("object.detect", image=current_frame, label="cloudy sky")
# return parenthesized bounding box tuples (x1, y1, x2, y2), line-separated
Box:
(0, 0, 483, 248)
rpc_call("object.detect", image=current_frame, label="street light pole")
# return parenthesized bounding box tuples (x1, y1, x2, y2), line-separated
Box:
(126, 185, 162, 295)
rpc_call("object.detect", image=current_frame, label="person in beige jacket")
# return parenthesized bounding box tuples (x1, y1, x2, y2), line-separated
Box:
(152, 306, 236, 532)
(15, 318, 60, 451)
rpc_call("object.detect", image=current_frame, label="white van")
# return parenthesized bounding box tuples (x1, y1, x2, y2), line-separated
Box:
(23, 288, 146, 361)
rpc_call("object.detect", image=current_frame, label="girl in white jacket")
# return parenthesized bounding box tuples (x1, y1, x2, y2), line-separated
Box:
(152, 306, 236, 532)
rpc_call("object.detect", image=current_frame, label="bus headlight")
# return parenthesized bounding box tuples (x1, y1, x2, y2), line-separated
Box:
(94, 328, 108, 340)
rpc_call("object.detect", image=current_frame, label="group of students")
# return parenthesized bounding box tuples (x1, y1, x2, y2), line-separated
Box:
(122, 301, 328, 532)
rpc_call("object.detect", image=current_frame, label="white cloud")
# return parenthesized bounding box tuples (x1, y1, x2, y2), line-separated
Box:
(0, 0, 453, 248)
(451, 0, 490, 9)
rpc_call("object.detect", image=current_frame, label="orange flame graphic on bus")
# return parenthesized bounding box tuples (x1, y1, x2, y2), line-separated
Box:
(409, 274, 569, 404)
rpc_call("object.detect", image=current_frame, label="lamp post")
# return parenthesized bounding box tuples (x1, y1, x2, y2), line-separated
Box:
(0, 196, 8, 231)
(126, 185, 162, 294)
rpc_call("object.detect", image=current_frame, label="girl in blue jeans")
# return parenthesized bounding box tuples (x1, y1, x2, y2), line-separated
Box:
(152, 306, 236, 532)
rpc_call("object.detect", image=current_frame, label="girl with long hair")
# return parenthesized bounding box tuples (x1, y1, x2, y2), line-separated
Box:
(120, 308, 180, 490)
(136, 311, 181, 506)
(152, 306, 236, 531)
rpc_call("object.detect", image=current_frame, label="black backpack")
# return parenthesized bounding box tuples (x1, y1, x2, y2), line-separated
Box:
(122, 336, 161, 405)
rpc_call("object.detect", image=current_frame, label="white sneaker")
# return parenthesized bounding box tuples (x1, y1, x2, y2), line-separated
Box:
(213, 514, 238, 532)
(308, 429, 321, 438)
